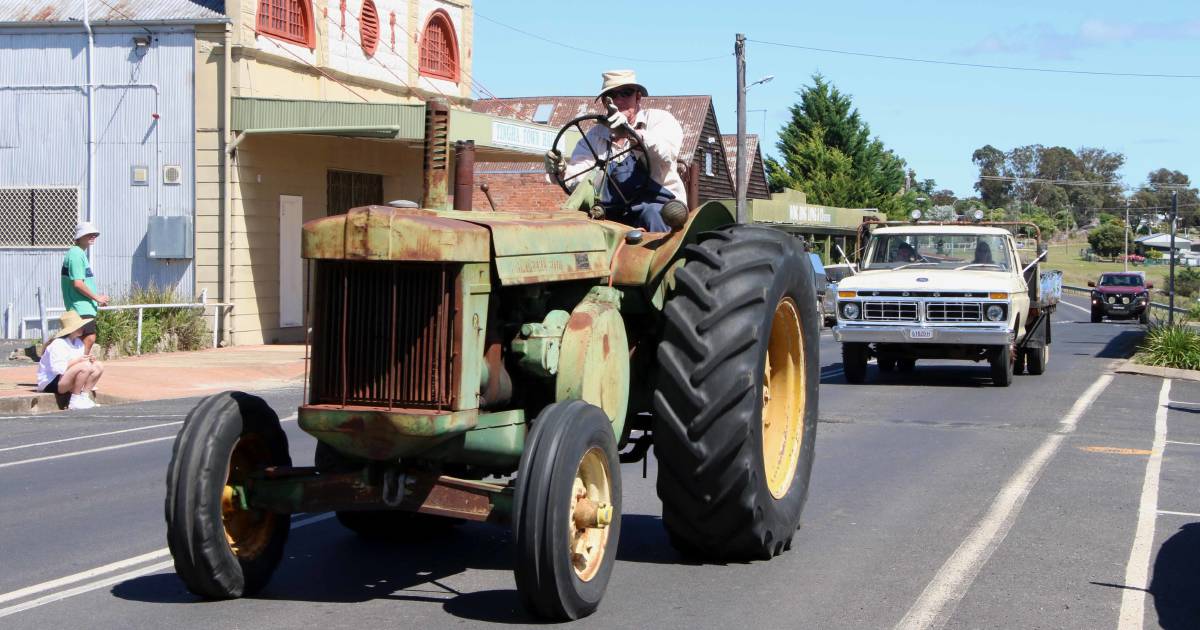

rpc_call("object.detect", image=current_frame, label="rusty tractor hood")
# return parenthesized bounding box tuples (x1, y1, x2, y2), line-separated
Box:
(302, 206, 622, 285)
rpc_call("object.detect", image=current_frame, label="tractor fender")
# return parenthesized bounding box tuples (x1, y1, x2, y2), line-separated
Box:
(610, 201, 736, 308)
(555, 286, 630, 441)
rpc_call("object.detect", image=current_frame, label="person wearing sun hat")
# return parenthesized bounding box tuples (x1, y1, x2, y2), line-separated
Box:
(36, 310, 105, 410)
(61, 221, 110, 356)
(544, 69, 686, 232)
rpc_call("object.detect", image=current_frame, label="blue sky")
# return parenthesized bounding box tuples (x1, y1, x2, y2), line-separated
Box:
(470, 1, 1198, 199)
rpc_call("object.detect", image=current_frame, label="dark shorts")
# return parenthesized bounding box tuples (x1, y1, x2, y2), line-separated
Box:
(80, 315, 97, 337)
(43, 375, 62, 394)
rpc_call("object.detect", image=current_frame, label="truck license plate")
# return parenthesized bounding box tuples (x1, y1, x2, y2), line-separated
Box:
(909, 329, 934, 339)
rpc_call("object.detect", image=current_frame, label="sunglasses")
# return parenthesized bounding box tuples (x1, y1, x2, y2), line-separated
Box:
(608, 87, 638, 98)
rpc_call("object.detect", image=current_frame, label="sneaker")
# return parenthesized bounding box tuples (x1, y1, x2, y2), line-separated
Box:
(68, 394, 96, 410)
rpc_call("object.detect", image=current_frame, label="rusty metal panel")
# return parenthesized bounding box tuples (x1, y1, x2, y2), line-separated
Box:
(310, 261, 457, 410)
(422, 101, 450, 210)
(302, 206, 490, 262)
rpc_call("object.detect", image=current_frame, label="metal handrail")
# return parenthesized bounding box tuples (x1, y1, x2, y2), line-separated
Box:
(33, 287, 233, 353)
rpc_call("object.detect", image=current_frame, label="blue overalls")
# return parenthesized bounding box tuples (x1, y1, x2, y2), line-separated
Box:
(600, 147, 675, 233)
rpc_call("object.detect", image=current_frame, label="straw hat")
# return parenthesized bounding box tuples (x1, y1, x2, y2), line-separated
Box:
(597, 70, 648, 101)
(55, 311, 88, 339)
(74, 221, 100, 241)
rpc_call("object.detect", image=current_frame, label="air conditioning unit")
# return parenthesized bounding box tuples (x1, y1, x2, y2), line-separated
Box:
(163, 164, 183, 185)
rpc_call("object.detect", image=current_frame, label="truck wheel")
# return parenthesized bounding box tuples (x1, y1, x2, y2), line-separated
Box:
(877, 357, 896, 372)
(989, 344, 1014, 387)
(313, 443, 457, 538)
(843, 343, 868, 383)
(654, 224, 819, 561)
(897, 358, 916, 372)
(1139, 309, 1150, 325)
(1091, 309, 1102, 323)
(166, 391, 291, 599)
(514, 400, 620, 620)
(1013, 349, 1026, 375)
(1026, 344, 1048, 375)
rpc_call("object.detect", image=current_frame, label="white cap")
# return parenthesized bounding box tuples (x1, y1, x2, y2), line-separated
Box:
(74, 222, 100, 241)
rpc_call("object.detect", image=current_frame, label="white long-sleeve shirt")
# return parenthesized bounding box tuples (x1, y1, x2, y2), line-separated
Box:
(37, 336, 85, 391)
(562, 107, 687, 206)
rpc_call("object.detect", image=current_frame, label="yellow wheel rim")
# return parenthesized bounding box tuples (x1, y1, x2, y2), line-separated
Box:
(568, 447, 613, 582)
(762, 297, 805, 500)
(222, 435, 279, 560)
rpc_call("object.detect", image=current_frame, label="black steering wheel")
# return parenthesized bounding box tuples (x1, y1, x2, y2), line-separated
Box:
(550, 113, 651, 208)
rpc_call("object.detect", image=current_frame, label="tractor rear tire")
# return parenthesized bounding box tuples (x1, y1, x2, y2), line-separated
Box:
(654, 225, 819, 561)
(514, 400, 621, 620)
(843, 343, 868, 383)
(313, 443, 458, 538)
(165, 391, 291, 599)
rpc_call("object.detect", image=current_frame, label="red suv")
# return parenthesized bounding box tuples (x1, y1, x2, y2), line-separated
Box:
(1089, 272, 1152, 324)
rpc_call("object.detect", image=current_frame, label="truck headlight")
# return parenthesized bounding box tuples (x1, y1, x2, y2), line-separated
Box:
(985, 304, 1005, 321)
(841, 302, 861, 320)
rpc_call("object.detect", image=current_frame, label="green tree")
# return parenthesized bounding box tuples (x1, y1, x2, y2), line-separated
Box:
(1132, 169, 1200, 227)
(1088, 223, 1125, 257)
(767, 74, 908, 217)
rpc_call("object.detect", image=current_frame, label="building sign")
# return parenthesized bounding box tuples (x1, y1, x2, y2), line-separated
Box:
(788, 204, 832, 224)
(491, 120, 556, 153)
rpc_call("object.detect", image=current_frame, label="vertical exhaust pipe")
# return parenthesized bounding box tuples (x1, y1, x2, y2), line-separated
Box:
(453, 140, 475, 211)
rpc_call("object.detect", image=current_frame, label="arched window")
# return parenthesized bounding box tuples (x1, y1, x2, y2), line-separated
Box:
(257, 0, 315, 48)
(418, 10, 459, 83)
(359, 0, 380, 57)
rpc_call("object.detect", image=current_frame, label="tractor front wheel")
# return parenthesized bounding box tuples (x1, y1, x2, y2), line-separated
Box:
(514, 400, 621, 620)
(165, 391, 291, 599)
(654, 225, 819, 561)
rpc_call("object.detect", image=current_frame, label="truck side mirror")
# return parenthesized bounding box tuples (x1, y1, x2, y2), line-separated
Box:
(1087, 281, 1096, 287)
(1146, 282, 1154, 289)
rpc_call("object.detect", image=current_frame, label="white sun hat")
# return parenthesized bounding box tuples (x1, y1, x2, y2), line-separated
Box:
(73, 222, 100, 241)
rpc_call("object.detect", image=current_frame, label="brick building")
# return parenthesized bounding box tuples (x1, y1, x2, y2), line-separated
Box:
(470, 96, 769, 211)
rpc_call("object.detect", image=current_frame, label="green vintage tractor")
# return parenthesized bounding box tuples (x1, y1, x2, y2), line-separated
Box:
(164, 115, 820, 620)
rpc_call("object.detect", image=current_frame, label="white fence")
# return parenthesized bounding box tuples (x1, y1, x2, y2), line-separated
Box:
(16, 287, 232, 353)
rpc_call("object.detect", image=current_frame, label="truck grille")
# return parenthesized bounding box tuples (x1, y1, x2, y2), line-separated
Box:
(926, 302, 983, 322)
(310, 261, 456, 409)
(862, 301, 918, 321)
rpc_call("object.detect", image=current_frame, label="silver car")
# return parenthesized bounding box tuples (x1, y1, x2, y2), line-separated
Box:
(821, 263, 857, 326)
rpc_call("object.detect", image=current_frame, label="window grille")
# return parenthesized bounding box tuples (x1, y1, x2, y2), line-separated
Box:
(257, 0, 315, 48)
(360, 0, 380, 57)
(0, 187, 78, 248)
(419, 10, 459, 82)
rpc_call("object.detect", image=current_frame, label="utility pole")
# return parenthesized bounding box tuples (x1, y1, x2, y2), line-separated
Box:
(735, 33, 747, 224)
(1169, 190, 1178, 324)
(1124, 199, 1130, 272)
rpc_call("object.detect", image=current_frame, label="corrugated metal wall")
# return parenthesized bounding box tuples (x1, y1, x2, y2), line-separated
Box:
(0, 27, 195, 338)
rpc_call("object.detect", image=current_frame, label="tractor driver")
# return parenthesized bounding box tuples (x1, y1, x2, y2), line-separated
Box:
(544, 70, 687, 233)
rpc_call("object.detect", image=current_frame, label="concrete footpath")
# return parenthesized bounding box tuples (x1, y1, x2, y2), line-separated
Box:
(0, 345, 306, 415)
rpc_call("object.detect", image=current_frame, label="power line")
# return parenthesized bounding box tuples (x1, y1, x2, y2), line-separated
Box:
(747, 38, 1200, 79)
(475, 13, 728, 64)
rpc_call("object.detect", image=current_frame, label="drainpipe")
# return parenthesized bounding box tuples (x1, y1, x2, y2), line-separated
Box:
(82, 0, 94, 222)
(220, 24, 233, 345)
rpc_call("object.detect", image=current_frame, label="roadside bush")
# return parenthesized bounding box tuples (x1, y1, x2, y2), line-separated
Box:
(1139, 322, 1200, 371)
(1172, 267, 1200, 297)
(95, 284, 209, 356)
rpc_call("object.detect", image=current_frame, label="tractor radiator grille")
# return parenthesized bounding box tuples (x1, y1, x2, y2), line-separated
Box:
(310, 261, 457, 409)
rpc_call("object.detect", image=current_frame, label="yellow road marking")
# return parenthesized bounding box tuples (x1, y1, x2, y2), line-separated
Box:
(1078, 446, 1151, 456)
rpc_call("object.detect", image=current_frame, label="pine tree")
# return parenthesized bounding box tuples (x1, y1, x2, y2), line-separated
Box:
(766, 74, 907, 215)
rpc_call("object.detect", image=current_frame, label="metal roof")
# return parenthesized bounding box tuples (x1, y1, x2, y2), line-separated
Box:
(472, 95, 717, 166)
(0, 0, 225, 24)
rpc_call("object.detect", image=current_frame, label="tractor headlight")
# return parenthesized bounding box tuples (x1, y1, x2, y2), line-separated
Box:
(841, 302, 861, 320)
(985, 304, 1005, 321)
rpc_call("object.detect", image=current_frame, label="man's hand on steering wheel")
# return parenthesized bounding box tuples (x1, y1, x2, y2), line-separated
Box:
(543, 149, 565, 178)
(604, 100, 636, 141)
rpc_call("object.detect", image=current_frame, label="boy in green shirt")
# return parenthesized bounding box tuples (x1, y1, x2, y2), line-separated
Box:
(61, 222, 110, 355)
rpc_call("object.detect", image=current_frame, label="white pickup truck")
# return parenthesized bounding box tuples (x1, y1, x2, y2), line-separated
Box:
(832, 222, 1061, 386)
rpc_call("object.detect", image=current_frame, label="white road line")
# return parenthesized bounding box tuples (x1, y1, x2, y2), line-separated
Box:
(1157, 510, 1200, 518)
(0, 512, 334, 619)
(0, 414, 297, 469)
(1058, 299, 1092, 315)
(0, 421, 184, 453)
(895, 373, 1113, 630)
(1165, 440, 1200, 447)
(1117, 378, 1171, 630)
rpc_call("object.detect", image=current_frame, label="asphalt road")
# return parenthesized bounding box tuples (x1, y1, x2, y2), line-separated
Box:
(1, 295, 1196, 629)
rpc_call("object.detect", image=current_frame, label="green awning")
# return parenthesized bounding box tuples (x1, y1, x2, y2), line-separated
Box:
(232, 97, 426, 138)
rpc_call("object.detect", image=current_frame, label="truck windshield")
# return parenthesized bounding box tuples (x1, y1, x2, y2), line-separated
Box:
(1099, 275, 1143, 287)
(863, 234, 1012, 271)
